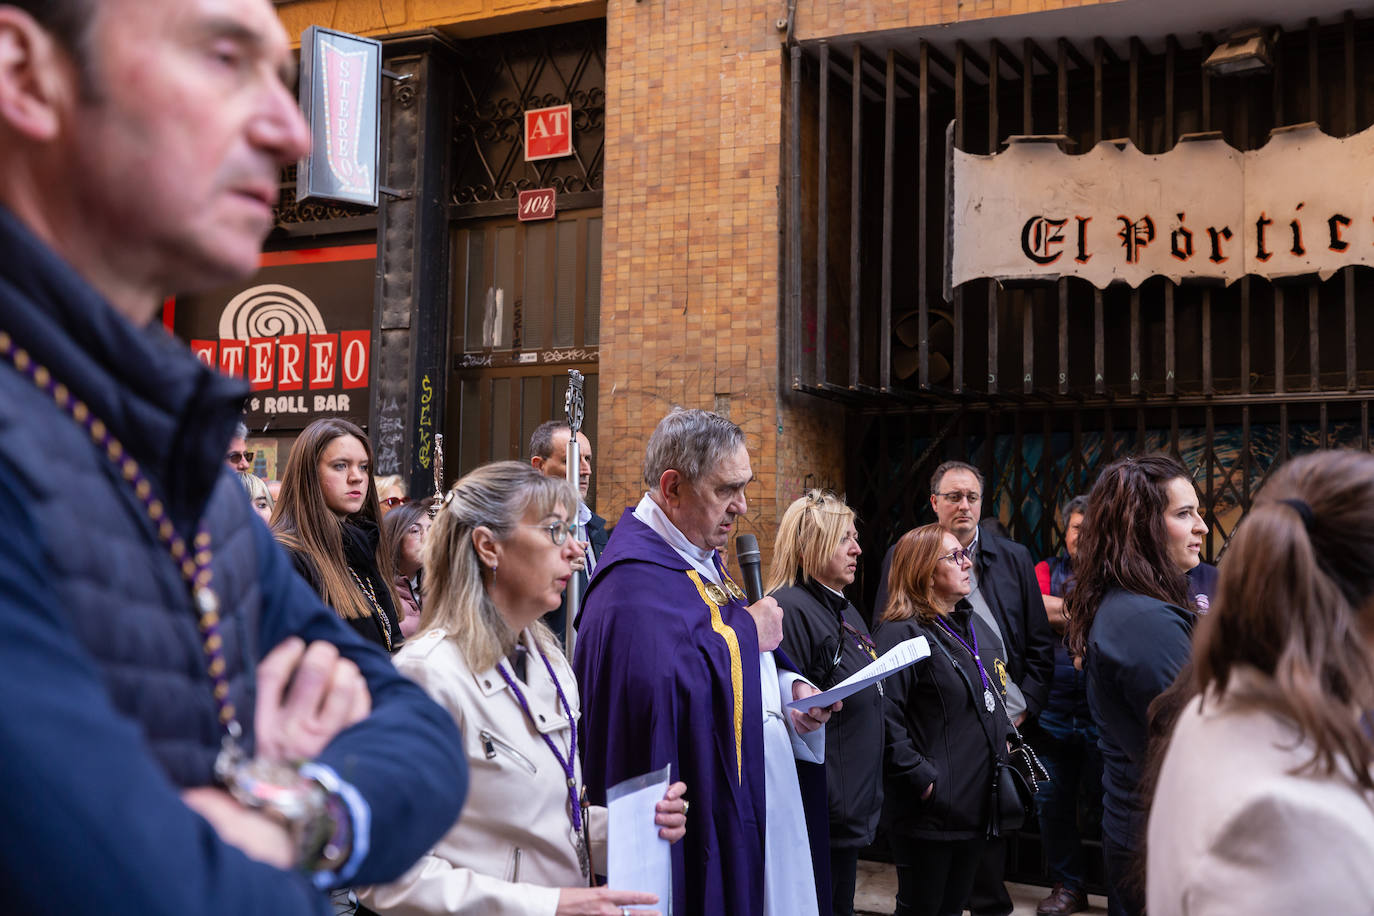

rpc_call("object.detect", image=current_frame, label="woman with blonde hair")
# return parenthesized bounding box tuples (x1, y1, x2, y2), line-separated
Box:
(769, 490, 882, 916)
(237, 469, 273, 524)
(876, 523, 1010, 916)
(1148, 450, 1374, 913)
(271, 418, 402, 651)
(360, 461, 688, 916)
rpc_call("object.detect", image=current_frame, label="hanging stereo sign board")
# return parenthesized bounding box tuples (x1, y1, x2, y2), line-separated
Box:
(949, 122, 1374, 291)
(297, 26, 382, 208)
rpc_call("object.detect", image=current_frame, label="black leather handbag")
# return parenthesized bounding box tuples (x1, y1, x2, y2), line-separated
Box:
(989, 728, 1048, 836)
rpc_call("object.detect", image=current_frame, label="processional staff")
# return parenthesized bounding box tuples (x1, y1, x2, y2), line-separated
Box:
(564, 369, 585, 656)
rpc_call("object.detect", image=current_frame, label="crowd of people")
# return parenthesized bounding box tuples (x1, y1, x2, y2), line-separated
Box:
(7, 0, 1374, 914)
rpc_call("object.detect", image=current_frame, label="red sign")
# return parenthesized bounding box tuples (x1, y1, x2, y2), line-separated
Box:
(524, 104, 573, 161)
(518, 188, 557, 222)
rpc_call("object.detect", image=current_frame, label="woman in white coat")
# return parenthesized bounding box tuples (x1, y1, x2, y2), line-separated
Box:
(360, 461, 687, 916)
(1147, 449, 1374, 914)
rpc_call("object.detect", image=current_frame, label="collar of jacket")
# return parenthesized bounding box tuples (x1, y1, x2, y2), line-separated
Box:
(0, 207, 248, 528)
(801, 575, 850, 615)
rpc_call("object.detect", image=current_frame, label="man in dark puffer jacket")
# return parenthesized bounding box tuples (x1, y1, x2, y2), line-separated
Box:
(0, 1, 468, 913)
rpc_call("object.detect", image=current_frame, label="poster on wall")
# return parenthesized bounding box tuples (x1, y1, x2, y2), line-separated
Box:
(170, 245, 376, 433)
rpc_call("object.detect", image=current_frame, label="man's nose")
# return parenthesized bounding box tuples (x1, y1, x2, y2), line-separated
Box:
(251, 78, 312, 165)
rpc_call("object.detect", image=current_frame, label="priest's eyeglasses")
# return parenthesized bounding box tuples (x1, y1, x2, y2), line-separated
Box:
(935, 490, 981, 505)
(525, 520, 576, 545)
(938, 547, 973, 566)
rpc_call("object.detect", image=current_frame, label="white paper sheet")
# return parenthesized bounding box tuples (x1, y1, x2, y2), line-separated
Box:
(785, 635, 930, 710)
(607, 764, 673, 914)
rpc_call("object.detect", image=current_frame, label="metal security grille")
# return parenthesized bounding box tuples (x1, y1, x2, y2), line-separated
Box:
(449, 19, 606, 217)
(784, 15, 1374, 589)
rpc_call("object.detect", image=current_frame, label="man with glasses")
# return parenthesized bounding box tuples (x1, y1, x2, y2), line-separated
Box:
(227, 421, 254, 473)
(876, 460, 1054, 916)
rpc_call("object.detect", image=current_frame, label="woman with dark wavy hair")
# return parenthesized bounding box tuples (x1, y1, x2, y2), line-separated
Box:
(1147, 450, 1374, 913)
(272, 418, 403, 652)
(1063, 454, 1206, 916)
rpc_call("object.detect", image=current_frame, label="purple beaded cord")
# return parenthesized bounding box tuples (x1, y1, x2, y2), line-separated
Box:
(0, 331, 241, 738)
(496, 649, 582, 835)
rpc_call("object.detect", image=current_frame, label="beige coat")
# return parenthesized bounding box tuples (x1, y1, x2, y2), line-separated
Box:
(360, 627, 607, 916)
(1147, 668, 1374, 915)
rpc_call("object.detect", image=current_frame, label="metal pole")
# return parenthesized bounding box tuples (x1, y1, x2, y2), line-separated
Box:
(563, 370, 586, 655)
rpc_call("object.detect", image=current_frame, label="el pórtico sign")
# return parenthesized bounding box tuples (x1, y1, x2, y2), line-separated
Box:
(949, 122, 1374, 290)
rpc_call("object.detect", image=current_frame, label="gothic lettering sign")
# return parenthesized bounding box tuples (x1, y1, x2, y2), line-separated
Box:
(297, 26, 381, 208)
(949, 123, 1374, 290)
(524, 103, 573, 161)
(171, 246, 376, 431)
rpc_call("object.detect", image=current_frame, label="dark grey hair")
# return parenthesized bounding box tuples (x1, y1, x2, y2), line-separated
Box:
(643, 408, 746, 487)
(930, 460, 985, 495)
(1061, 494, 1090, 520)
(529, 419, 570, 461)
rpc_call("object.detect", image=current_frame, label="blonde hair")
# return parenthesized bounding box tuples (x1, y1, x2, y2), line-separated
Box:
(765, 490, 856, 593)
(881, 524, 949, 625)
(421, 461, 578, 672)
(237, 470, 272, 508)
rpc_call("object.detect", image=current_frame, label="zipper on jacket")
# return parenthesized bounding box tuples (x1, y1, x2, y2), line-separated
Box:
(480, 729, 538, 775)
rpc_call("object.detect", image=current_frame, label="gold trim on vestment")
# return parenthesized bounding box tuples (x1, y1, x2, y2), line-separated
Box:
(687, 570, 744, 784)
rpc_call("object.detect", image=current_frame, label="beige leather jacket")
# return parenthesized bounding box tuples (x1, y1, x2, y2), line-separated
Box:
(359, 627, 607, 916)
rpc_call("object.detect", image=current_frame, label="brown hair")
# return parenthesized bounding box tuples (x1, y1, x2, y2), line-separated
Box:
(1191, 449, 1374, 793)
(881, 524, 951, 625)
(1064, 453, 1195, 658)
(381, 498, 434, 575)
(765, 490, 857, 594)
(271, 418, 400, 621)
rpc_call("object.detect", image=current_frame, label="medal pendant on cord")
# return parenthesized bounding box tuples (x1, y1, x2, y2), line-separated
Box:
(984, 688, 996, 712)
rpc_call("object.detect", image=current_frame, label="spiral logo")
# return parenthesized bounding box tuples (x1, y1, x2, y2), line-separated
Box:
(218, 284, 328, 340)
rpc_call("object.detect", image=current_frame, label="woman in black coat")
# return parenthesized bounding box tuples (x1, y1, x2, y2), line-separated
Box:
(271, 418, 403, 652)
(876, 523, 1011, 916)
(770, 491, 884, 916)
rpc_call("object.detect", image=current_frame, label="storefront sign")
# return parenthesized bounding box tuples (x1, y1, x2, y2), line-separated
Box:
(518, 188, 557, 221)
(297, 26, 381, 208)
(950, 123, 1374, 290)
(524, 103, 573, 161)
(172, 247, 376, 430)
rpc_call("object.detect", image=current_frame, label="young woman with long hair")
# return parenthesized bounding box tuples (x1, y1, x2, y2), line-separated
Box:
(271, 418, 402, 652)
(1062, 453, 1207, 916)
(359, 462, 688, 915)
(1147, 450, 1374, 913)
(768, 490, 881, 916)
(876, 523, 1011, 916)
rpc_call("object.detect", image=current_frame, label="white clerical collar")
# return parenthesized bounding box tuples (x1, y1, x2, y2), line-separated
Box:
(817, 580, 846, 600)
(576, 500, 592, 527)
(633, 493, 722, 584)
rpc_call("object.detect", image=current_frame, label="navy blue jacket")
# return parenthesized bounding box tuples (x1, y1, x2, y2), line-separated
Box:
(0, 206, 468, 915)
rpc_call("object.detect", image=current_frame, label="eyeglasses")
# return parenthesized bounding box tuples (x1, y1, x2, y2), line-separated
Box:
(935, 490, 981, 505)
(226, 450, 255, 464)
(381, 496, 408, 509)
(525, 520, 576, 546)
(938, 546, 973, 565)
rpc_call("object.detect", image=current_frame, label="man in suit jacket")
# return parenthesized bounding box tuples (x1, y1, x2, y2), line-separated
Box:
(530, 420, 608, 647)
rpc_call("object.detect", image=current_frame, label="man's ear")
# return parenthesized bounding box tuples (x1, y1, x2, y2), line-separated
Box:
(471, 526, 502, 570)
(530, 455, 546, 473)
(658, 469, 684, 507)
(0, 9, 72, 142)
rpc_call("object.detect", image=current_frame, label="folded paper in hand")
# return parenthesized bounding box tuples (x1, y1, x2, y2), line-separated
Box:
(785, 635, 930, 709)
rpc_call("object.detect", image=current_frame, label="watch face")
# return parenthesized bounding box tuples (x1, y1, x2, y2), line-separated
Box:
(226, 757, 319, 822)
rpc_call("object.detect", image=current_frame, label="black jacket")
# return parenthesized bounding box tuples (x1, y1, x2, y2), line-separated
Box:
(876, 522, 1054, 716)
(775, 577, 885, 847)
(877, 603, 1011, 840)
(286, 518, 402, 652)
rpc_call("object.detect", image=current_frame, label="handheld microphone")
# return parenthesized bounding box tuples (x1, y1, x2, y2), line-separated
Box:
(735, 534, 763, 604)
